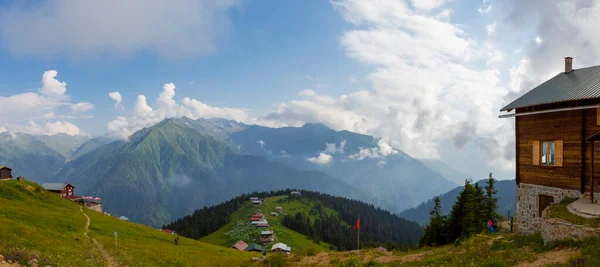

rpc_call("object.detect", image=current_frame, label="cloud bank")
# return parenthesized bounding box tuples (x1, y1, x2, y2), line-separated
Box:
(107, 83, 248, 139)
(0, 70, 87, 136)
(0, 0, 240, 59)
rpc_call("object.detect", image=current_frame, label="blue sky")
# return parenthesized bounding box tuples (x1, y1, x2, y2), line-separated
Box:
(0, 0, 375, 134)
(2, 0, 597, 179)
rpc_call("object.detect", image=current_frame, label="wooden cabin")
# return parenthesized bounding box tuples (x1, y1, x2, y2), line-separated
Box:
(261, 230, 275, 244)
(271, 242, 291, 253)
(500, 57, 600, 234)
(245, 243, 265, 253)
(42, 183, 75, 199)
(0, 166, 13, 180)
(231, 240, 248, 251)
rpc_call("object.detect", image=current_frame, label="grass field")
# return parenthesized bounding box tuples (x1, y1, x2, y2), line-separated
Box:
(0, 180, 253, 266)
(286, 231, 600, 266)
(200, 195, 334, 254)
(547, 197, 600, 228)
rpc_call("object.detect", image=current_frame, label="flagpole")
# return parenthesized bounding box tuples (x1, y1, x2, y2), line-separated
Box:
(357, 214, 360, 250)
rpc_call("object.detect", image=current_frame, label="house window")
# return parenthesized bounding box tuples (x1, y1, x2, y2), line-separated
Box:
(541, 141, 555, 165)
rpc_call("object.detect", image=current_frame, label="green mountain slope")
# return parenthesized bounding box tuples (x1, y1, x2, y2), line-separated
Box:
(56, 118, 374, 227)
(399, 179, 516, 226)
(0, 180, 251, 266)
(167, 190, 423, 253)
(0, 132, 66, 183)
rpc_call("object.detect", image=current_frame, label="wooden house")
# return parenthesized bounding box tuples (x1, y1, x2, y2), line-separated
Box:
(231, 240, 248, 251)
(500, 57, 600, 234)
(261, 230, 275, 244)
(271, 242, 291, 253)
(42, 183, 75, 199)
(245, 243, 265, 253)
(0, 166, 13, 180)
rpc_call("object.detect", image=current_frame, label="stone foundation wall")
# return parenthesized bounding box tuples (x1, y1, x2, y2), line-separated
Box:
(516, 183, 580, 235)
(541, 217, 600, 243)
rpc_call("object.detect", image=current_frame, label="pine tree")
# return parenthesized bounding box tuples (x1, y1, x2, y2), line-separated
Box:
(419, 196, 446, 246)
(484, 173, 499, 221)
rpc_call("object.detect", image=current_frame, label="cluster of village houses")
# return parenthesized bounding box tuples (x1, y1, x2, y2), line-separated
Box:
(230, 193, 301, 254)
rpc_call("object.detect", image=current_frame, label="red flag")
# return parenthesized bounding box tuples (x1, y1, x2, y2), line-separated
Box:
(354, 216, 360, 230)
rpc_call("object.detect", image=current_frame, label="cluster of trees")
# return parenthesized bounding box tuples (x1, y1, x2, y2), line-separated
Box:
(282, 191, 423, 250)
(419, 174, 499, 247)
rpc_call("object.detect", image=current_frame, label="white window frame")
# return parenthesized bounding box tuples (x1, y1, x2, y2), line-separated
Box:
(541, 141, 555, 166)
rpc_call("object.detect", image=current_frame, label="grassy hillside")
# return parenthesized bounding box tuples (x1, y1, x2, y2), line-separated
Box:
(200, 195, 334, 253)
(287, 232, 599, 266)
(0, 180, 253, 266)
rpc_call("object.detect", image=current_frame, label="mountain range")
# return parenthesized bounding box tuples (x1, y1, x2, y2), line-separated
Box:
(0, 117, 462, 227)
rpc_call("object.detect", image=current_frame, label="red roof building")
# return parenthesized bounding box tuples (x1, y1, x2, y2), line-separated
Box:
(231, 240, 248, 251)
(161, 229, 174, 235)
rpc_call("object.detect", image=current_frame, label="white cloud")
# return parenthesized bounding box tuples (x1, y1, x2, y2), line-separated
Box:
(299, 89, 317, 97)
(0, 70, 87, 136)
(108, 92, 123, 109)
(409, 0, 449, 11)
(323, 140, 346, 154)
(304, 75, 316, 81)
(478, 5, 492, 14)
(107, 83, 249, 139)
(4, 120, 82, 136)
(280, 150, 291, 159)
(307, 153, 333, 165)
(70, 102, 95, 112)
(349, 140, 399, 160)
(486, 23, 497, 37)
(257, 139, 266, 148)
(39, 70, 68, 96)
(535, 36, 543, 44)
(0, 0, 239, 59)
(43, 112, 56, 119)
(257, 0, 513, 173)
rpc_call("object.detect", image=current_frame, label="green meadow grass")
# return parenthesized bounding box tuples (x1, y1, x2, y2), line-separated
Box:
(201, 195, 333, 254)
(0, 180, 103, 266)
(0, 180, 253, 266)
(547, 197, 600, 228)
